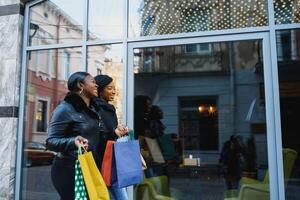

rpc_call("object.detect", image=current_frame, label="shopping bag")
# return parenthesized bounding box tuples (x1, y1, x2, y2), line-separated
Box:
(117, 135, 146, 170)
(111, 138, 143, 188)
(158, 134, 177, 160)
(78, 146, 110, 200)
(101, 140, 115, 186)
(74, 158, 88, 200)
(144, 137, 165, 163)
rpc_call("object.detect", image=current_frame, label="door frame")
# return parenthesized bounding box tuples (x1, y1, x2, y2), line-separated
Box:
(126, 32, 281, 200)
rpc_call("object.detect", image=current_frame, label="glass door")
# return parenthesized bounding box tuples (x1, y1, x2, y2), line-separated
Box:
(127, 33, 279, 200)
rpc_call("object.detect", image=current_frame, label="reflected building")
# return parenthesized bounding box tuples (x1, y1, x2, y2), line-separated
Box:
(134, 41, 267, 165)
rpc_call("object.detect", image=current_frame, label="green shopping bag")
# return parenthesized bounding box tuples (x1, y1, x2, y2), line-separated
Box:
(75, 147, 88, 200)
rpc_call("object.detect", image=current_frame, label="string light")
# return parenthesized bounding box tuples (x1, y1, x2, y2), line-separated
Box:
(139, 0, 271, 35)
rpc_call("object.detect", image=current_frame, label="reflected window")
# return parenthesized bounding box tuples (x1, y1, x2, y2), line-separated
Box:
(179, 97, 218, 151)
(185, 44, 212, 54)
(276, 30, 297, 61)
(35, 98, 49, 133)
(29, 0, 84, 46)
(61, 50, 71, 80)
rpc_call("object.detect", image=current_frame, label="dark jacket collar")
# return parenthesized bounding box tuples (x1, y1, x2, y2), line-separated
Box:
(64, 92, 98, 113)
(93, 97, 116, 113)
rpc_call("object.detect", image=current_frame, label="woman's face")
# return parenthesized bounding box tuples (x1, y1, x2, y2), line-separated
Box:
(82, 75, 98, 98)
(101, 81, 116, 102)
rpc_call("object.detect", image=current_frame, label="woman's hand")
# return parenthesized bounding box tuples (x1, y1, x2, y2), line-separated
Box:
(75, 136, 89, 150)
(115, 124, 129, 137)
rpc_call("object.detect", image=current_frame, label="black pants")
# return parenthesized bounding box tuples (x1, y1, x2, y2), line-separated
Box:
(51, 158, 75, 200)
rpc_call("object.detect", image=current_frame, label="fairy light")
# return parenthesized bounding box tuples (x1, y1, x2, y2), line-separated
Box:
(139, 0, 270, 35)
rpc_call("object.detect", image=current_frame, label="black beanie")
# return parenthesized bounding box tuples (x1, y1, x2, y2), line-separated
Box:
(94, 75, 113, 92)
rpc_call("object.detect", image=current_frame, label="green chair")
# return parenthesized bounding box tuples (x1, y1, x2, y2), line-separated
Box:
(135, 175, 182, 200)
(225, 148, 297, 200)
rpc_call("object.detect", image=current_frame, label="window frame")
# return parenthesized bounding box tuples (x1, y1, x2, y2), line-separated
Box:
(33, 96, 50, 134)
(178, 96, 219, 152)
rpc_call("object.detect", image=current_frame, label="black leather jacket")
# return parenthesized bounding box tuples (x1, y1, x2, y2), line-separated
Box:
(93, 98, 119, 158)
(46, 92, 105, 168)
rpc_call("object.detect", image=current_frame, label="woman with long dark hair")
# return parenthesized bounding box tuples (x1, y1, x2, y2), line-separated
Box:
(46, 72, 104, 200)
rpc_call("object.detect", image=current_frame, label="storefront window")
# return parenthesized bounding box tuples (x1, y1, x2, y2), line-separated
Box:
(29, 0, 84, 46)
(129, 0, 268, 37)
(134, 40, 270, 199)
(87, 44, 124, 123)
(22, 48, 82, 199)
(274, 0, 300, 24)
(88, 0, 124, 40)
(276, 29, 300, 200)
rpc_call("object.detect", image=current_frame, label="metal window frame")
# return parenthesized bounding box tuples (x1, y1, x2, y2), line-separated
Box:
(15, 0, 300, 199)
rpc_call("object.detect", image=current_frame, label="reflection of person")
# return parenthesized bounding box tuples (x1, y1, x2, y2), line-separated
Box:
(149, 105, 165, 138)
(46, 72, 103, 200)
(219, 135, 247, 190)
(94, 74, 129, 200)
(134, 95, 152, 139)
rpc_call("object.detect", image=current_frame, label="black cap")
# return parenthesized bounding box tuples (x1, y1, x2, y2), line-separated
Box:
(94, 75, 113, 92)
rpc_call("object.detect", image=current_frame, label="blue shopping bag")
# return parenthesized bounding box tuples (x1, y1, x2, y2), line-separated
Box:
(111, 137, 143, 188)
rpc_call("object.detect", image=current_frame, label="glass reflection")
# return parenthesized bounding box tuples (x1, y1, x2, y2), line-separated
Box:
(88, 0, 124, 40)
(276, 29, 300, 200)
(29, 0, 84, 46)
(22, 48, 82, 199)
(87, 44, 124, 122)
(274, 0, 300, 24)
(129, 0, 268, 37)
(134, 41, 270, 199)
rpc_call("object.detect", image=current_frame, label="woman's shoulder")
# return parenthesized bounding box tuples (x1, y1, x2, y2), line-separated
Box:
(55, 101, 75, 112)
(93, 97, 116, 112)
(51, 101, 76, 120)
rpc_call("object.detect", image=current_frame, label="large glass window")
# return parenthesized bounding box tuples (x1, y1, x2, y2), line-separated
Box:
(276, 29, 300, 200)
(133, 40, 270, 199)
(29, 0, 84, 46)
(19, 0, 300, 199)
(22, 48, 82, 199)
(129, 0, 268, 37)
(88, 0, 124, 40)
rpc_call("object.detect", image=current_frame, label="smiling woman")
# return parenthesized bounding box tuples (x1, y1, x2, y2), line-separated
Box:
(45, 72, 105, 200)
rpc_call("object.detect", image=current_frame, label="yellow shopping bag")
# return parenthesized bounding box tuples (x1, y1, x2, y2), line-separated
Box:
(78, 148, 110, 200)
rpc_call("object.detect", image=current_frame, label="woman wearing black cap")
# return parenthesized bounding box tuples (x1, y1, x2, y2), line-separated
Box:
(94, 74, 129, 200)
(46, 71, 103, 200)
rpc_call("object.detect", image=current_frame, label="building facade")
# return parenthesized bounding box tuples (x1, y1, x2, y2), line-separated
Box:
(0, 0, 299, 199)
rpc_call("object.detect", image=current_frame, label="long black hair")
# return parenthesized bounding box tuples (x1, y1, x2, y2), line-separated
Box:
(67, 72, 90, 92)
